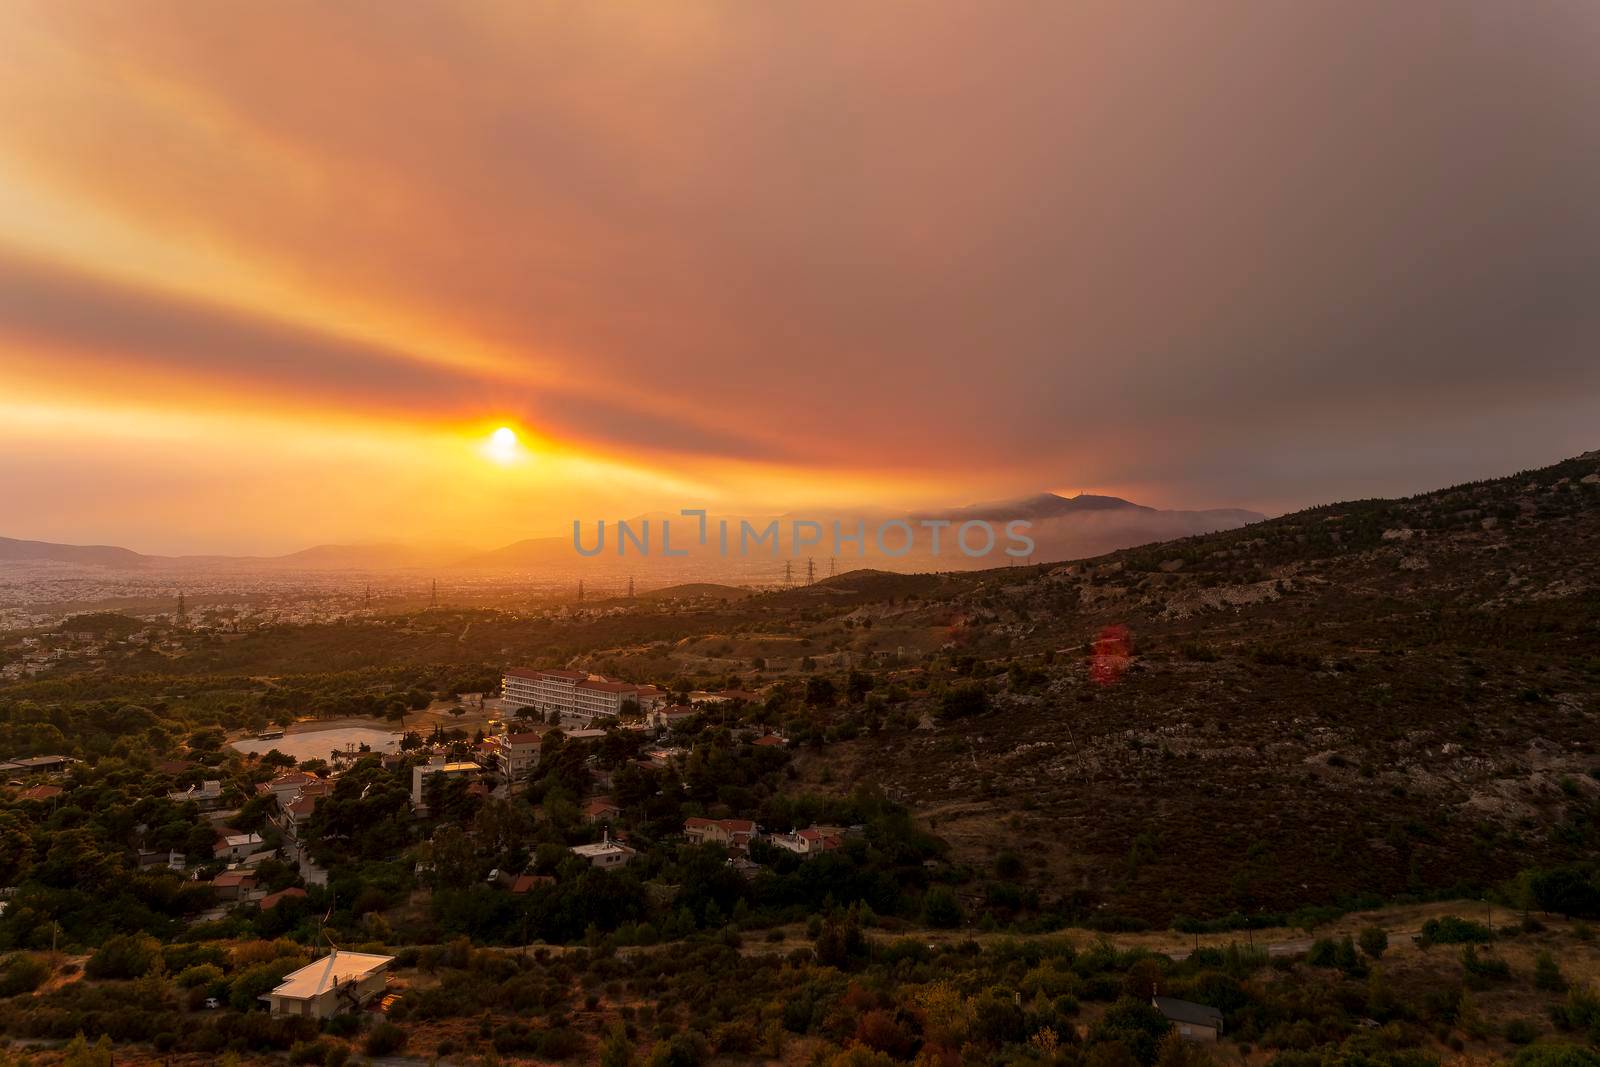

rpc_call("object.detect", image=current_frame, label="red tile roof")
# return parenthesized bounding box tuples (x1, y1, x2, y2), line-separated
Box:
(19, 784, 61, 801)
(575, 679, 637, 694)
(508, 873, 554, 893)
(259, 887, 307, 909)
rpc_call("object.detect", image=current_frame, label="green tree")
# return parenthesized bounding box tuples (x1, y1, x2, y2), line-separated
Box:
(86, 933, 160, 980)
(923, 886, 964, 928)
(62, 1034, 113, 1067)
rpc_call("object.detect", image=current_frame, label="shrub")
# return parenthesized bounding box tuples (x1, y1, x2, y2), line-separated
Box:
(923, 887, 964, 928)
(1359, 926, 1389, 959)
(1505, 1019, 1540, 1045)
(1419, 916, 1492, 945)
(85, 934, 161, 980)
(1536, 952, 1567, 993)
(364, 1021, 407, 1056)
(176, 963, 225, 990)
(0, 953, 51, 997)
(938, 683, 990, 721)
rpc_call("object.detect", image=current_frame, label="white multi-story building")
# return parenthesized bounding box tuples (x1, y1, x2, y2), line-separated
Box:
(481, 731, 541, 782)
(501, 669, 665, 725)
(411, 756, 479, 811)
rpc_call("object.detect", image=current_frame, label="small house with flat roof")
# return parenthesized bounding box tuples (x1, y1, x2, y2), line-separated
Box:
(267, 950, 394, 1019)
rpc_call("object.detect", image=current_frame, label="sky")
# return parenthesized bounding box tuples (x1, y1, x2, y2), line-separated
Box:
(1, 1, 1597, 554)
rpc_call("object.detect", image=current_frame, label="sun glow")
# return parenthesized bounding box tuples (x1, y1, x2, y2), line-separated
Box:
(483, 425, 523, 465)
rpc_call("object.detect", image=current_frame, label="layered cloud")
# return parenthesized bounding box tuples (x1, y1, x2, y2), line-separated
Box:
(1, 1, 1597, 551)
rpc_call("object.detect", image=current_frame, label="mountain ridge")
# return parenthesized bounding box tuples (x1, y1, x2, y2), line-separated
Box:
(1, 491, 1266, 572)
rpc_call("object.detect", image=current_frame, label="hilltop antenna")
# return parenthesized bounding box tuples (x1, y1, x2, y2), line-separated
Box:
(806, 558, 816, 584)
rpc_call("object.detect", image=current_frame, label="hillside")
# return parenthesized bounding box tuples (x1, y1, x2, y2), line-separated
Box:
(4, 450, 1596, 931)
(0, 536, 146, 568)
(809, 449, 1600, 922)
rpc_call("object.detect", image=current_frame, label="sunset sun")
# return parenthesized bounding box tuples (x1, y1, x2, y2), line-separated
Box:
(484, 425, 522, 465)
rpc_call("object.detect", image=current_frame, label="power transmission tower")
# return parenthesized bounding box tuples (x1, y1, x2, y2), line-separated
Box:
(783, 560, 793, 586)
(806, 557, 816, 584)
(829, 556, 836, 578)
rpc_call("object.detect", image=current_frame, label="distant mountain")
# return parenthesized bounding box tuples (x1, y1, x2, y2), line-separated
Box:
(0, 492, 1264, 575)
(0, 536, 148, 568)
(915, 492, 1265, 562)
(266, 543, 466, 570)
(920, 491, 1157, 521)
(0, 537, 462, 572)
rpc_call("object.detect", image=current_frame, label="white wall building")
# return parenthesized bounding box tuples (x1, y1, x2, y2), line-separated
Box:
(570, 832, 636, 869)
(502, 669, 665, 726)
(411, 756, 479, 811)
(267, 951, 394, 1019)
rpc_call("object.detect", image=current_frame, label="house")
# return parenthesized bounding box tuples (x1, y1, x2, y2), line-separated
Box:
(215, 832, 266, 861)
(17, 784, 62, 802)
(570, 832, 636, 869)
(684, 817, 758, 851)
(258, 772, 323, 809)
(267, 951, 394, 1019)
(495, 870, 555, 894)
(482, 731, 541, 783)
(211, 869, 258, 901)
(584, 797, 623, 825)
(752, 734, 786, 749)
(727, 856, 764, 878)
(259, 887, 308, 910)
(646, 705, 699, 730)
(770, 826, 843, 857)
(137, 848, 186, 871)
(280, 795, 320, 839)
(411, 756, 479, 811)
(169, 780, 226, 811)
(0, 755, 74, 775)
(1153, 997, 1223, 1042)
